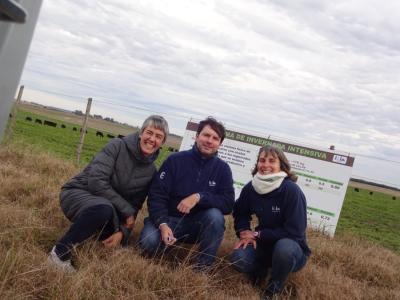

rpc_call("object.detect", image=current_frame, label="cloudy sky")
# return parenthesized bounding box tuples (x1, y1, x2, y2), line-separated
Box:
(20, 0, 400, 188)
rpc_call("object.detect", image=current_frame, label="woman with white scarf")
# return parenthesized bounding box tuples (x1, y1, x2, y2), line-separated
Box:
(230, 146, 311, 299)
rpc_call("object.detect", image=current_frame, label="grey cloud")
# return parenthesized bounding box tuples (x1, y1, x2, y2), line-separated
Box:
(19, 0, 400, 187)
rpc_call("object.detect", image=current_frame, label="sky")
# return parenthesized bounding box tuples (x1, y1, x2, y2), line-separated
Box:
(20, 0, 400, 188)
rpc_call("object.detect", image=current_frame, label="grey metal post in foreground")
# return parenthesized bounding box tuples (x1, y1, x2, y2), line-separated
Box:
(0, 0, 43, 143)
(76, 98, 92, 165)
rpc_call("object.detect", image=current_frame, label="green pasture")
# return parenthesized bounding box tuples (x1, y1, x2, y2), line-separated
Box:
(9, 109, 171, 168)
(6, 109, 400, 254)
(336, 188, 400, 253)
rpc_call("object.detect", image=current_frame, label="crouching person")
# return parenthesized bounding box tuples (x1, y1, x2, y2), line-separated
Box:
(230, 146, 311, 299)
(47, 115, 169, 272)
(138, 117, 235, 272)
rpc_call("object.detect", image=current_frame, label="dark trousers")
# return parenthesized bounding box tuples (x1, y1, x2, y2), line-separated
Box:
(230, 238, 307, 294)
(55, 204, 115, 260)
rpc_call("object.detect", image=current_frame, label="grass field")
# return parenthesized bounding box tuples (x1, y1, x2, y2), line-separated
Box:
(1, 109, 400, 299)
(17, 101, 183, 149)
(8, 109, 171, 168)
(337, 188, 400, 253)
(6, 107, 400, 254)
(1, 141, 399, 299)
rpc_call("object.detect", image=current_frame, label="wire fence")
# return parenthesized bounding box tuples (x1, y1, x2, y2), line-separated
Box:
(14, 85, 400, 189)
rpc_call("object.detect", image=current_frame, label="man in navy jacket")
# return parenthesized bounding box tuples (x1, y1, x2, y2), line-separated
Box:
(139, 117, 235, 270)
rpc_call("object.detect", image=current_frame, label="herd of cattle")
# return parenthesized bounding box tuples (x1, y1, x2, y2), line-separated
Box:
(354, 187, 396, 200)
(24, 116, 179, 152)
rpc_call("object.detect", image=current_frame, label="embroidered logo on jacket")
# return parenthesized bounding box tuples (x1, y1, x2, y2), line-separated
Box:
(209, 180, 216, 187)
(160, 171, 166, 179)
(272, 206, 281, 213)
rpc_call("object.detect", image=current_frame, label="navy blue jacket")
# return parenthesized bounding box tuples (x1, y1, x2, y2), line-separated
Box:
(233, 178, 311, 256)
(148, 145, 235, 227)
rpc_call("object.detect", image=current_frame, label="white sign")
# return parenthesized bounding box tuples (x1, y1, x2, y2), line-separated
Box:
(180, 120, 355, 236)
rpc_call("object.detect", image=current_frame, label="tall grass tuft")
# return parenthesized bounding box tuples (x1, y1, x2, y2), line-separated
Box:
(1, 143, 399, 299)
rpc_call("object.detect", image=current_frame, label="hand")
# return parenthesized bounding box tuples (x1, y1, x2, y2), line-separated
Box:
(177, 193, 200, 214)
(234, 238, 257, 250)
(125, 215, 135, 229)
(102, 231, 123, 248)
(159, 224, 176, 246)
(239, 230, 256, 240)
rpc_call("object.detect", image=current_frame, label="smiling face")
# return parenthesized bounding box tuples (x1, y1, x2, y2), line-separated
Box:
(139, 126, 165, 156)
(257, 151, 282, 175)
(195, 125, 222, 157)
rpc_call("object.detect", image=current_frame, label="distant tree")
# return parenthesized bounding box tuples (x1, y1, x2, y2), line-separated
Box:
(74, 110, 83, 116)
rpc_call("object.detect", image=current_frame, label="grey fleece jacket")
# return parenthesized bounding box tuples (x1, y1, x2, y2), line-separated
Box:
(61, 132, 158, 233)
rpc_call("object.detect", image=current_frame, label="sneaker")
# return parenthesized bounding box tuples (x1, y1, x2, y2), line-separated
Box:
(47, 246, 76, 273)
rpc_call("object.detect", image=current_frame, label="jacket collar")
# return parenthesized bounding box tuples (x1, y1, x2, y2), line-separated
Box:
(191, 143, 218, 161)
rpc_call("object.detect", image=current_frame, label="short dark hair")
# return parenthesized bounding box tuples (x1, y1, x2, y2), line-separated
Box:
(196, 117, 226, 143)
(252, 145, 297, 182)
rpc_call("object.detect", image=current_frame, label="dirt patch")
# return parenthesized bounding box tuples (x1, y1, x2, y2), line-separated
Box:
(349, 180, 400, 197)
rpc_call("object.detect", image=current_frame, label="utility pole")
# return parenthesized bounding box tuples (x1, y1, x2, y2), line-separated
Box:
(76, 98, 92, 165)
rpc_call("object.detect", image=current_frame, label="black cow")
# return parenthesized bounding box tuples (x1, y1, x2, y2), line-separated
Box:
(35, 119, 42, 124)
(393, 196, 396, 200)
(168, 147, 174, 152)
(73, 127, 77, 131)
(25, 116, 32, 121)
(369, 191, 373, 195)
(118, 134, 125, 139)
(61, 124, 66, 129)
(44, 120, 57, 127)
(174, 149, 178, 152)
(96, 131, 104, 137)
(354, 188, 359, 192)
(107, 134, 115, 138)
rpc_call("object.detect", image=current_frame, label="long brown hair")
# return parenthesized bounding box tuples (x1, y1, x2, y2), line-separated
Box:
(251, 145, 297, 182)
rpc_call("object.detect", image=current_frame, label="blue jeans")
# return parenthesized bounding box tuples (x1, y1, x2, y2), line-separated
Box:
(138, 208, 225, 268)
(230, 238, 307, 293)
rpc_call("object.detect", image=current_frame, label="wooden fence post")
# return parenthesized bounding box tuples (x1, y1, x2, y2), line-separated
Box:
(4, 85, 24, 141)
(76, 97, 92, 165)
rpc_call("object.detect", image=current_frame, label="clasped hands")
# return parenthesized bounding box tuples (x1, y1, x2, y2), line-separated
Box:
(234, 230, 258, 250)
(102, 215, 135, 248)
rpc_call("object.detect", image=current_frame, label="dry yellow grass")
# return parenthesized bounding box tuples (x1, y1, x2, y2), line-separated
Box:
(1, 142, 399, 299)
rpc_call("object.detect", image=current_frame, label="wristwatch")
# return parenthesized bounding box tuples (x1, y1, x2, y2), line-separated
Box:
(253, 231, 260, 239)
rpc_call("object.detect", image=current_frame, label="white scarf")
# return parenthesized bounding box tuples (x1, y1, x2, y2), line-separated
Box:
(251, 171, 287, 195)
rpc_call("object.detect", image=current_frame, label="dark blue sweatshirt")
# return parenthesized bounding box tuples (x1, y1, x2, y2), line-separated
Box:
(148, 145, 235, 227)
(233, 178, 311, 256)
